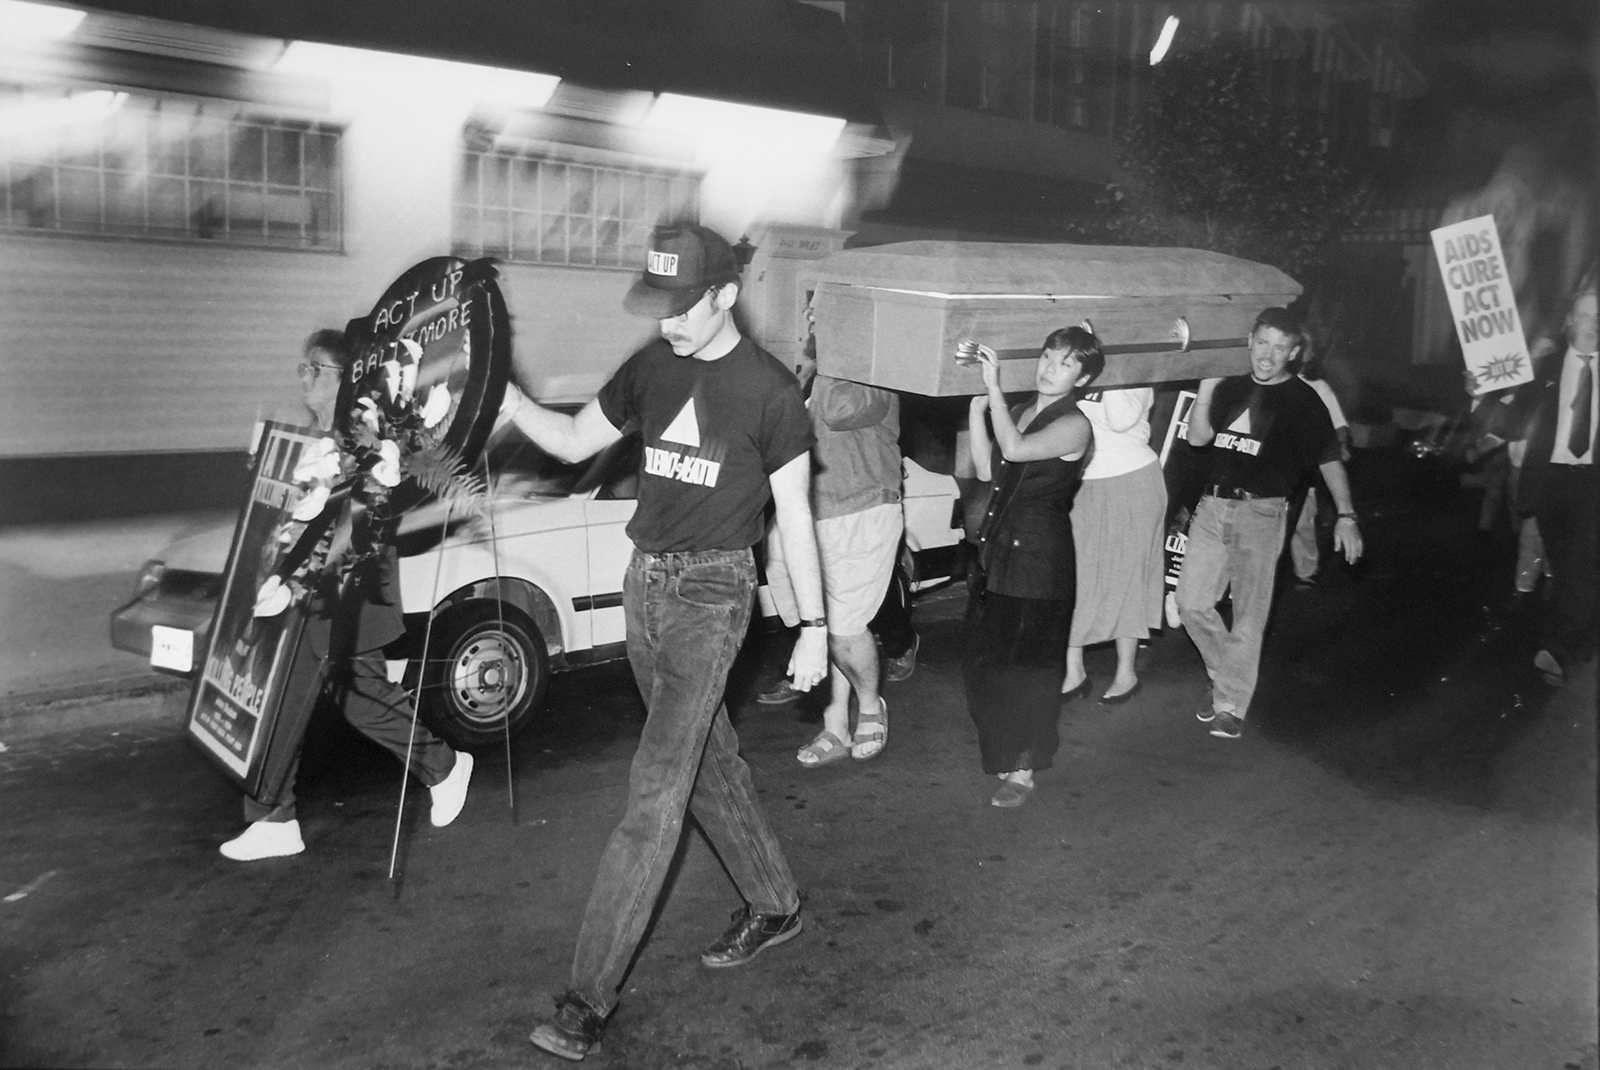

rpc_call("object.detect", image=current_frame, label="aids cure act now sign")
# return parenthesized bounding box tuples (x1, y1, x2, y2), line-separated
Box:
(1430, 214, 1534, 395)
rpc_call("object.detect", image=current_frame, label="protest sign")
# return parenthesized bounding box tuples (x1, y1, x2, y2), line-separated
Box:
(1430, 215, 1533, 394)
(1158, 390, 1197, 595)
(187, 422, 327, 794)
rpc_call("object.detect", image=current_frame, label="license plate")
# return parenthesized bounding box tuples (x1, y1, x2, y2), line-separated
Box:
(150, 625, 194, 672)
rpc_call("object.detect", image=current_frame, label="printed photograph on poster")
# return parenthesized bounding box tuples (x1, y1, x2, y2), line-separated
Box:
(187, 422, 324, 780)
(1430, 214, 1534, 395)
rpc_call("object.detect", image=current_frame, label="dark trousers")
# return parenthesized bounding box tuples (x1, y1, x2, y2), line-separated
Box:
(570, 548, 798, 1015)
(962, 569, 1071, 775)
(245, 621, 456, 823)
(1534, 464, 1598, 665)
(869, 553, 916, 659)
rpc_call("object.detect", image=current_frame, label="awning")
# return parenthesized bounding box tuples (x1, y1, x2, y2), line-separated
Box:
(69, 0, 887, 128)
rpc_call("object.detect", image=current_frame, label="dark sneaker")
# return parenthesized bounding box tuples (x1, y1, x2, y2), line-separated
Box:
(1209, 711, 1243, 739)
(529, 990, 606, 1062)
(700, 907, 803, 968)
(883, 632, 920, 683)
(756, 679, 803, 705)
(1195, 691, 1216, 723)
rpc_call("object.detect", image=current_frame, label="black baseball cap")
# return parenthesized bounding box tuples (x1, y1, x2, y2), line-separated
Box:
(623, 224, 741, 319)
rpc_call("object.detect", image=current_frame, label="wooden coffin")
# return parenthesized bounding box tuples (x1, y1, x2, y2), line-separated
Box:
(801, 242, 1301, 396)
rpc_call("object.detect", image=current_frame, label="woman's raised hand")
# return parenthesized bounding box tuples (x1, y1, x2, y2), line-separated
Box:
(976, 344, 1002, 391)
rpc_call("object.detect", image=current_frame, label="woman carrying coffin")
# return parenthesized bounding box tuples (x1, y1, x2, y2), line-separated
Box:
(963, 327, 1098, 808)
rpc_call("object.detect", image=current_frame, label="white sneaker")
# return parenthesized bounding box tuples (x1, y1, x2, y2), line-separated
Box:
(430, 751, 474, 827)
(220, 819, 305, 861)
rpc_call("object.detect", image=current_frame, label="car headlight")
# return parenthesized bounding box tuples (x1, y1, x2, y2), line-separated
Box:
(132, 560, 166, 599)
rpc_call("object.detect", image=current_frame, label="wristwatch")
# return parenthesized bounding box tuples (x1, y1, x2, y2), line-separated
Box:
(799, 618, 827, 629)
(1336, 512, 1359, 522)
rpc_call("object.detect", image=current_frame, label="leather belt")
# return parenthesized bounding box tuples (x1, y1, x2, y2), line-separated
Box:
(1204, 484, 1264, 501)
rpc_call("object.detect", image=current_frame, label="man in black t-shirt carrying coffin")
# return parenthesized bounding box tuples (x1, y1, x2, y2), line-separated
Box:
(1176, 307, 1364, 740)
(499, 224, 829, 1062)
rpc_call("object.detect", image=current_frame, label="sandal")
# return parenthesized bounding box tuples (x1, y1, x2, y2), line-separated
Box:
(851, 698, 888, 761)
(796, 730, 852, 768)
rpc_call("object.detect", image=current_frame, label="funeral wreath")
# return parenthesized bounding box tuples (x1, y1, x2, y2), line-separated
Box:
(252, 337, 485, 619)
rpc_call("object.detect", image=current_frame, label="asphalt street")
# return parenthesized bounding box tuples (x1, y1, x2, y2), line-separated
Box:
(1, 463, 1595, 1070)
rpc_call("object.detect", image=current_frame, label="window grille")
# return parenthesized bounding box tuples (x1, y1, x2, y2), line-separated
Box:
(0, 85, 343, 250)
(454, 142, 699, 269)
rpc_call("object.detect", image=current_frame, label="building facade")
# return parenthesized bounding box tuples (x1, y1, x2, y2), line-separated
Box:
(0, 2, 885, 519)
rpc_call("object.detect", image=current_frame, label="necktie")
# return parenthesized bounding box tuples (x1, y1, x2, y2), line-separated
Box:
(1570, 354, 1594, 459)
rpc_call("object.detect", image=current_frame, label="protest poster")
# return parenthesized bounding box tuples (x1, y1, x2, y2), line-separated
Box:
(186, 422, 328, 794)
(1158, 389, 1198, 597)
(1430, 215, 1534, 395)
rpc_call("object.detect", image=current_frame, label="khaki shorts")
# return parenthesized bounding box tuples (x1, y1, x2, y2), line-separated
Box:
(766, 502, 903, 636)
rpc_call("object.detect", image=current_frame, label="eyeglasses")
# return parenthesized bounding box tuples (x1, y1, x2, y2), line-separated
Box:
(297, 361, 342, 380)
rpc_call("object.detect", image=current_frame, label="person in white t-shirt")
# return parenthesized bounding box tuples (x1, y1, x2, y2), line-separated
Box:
(1289, 368, 1352, 585)
(1060, 384, 1168, 704)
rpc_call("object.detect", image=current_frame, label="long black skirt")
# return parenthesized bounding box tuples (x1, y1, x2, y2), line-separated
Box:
(962, 579, 1073, 775)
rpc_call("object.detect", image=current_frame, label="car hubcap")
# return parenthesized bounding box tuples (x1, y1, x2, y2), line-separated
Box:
(447, 630, 527, 726)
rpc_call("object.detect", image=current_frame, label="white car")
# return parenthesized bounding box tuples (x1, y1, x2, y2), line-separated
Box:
(112, 431, 965, 749)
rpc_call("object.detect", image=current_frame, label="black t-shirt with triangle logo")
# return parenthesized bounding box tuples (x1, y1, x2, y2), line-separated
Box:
(1205, 375, 1339, 498)
(598, 336, 815, 552)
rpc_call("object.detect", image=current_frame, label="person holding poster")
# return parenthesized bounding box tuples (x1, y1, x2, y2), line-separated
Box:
(499, 224, 827, 1062)
(217, 330, 475, 862)
(1510, 278, 1598, 686)
(1287, 360, 1352, 587)
(1176, 308, 1363, 740)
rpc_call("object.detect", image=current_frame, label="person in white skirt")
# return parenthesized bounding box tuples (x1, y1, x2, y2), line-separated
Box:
(1060, 384, 1168, 704)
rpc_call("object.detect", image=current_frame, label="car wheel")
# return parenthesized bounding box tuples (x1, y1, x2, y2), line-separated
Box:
(420, 601, 549, 750)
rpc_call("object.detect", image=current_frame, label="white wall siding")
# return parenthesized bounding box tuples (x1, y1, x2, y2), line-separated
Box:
(1, 40, 856, 457)
(0, 235, 349, 455)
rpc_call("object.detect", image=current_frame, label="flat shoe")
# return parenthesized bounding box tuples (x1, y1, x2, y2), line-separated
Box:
(1060, 676, 1091, 701)
(991, 780, 1034, 808)
(851, 697, 888, 761)
(796, 730, 852, 768)
(1534, 649, 1565, 687)
(1098, 680, 1141, 706)
(757, 678, 803, 705)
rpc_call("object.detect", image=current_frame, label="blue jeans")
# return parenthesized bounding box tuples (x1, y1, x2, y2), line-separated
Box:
(1175, 495, 1290, 719)
(569, 548, 799, 1015)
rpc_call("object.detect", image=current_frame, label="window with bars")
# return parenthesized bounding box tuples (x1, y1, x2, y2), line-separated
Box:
(454, 143, 700, 269)
(0, 85, 342, 250)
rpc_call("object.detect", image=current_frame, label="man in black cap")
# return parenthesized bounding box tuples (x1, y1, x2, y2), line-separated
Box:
(499, 222, 828, 1062)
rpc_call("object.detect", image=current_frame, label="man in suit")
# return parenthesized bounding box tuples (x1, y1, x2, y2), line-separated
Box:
(1514, 278, 1598, 685)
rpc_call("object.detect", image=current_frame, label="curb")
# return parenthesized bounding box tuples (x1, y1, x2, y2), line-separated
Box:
(0, 671, 187, 719)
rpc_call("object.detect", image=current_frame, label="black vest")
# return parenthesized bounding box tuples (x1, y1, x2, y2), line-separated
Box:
(976, 396, 1088, 600)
